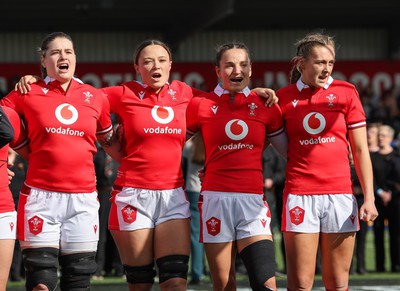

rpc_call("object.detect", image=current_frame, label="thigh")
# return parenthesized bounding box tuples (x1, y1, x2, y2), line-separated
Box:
(283, 232, 319, 290)
(0, 239, 15, 290)
(320, 232, 355, 290)
(111, 228, 154, 266)
(154, 218, 190, 259)
(204, 242, 236, 290)
(62, 192, 100, 244)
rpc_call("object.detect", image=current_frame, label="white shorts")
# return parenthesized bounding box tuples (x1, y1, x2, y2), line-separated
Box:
(200, 191, 272, 243)
(109, 186, 190, 231)
(0, 211, 17, 239)
(18, 185, 100, 249)
(282, 193, 359, 233)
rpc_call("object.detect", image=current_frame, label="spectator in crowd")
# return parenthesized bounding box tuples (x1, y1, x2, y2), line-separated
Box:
(186, 42, 288, 291)
(262, 146, 286, 274)
(367, 122, 381, 153)
(182, 133, 207, 285)
(277, 32, 378, 291)
(386, 136, 400, 273)
(371, 124, 399, 272)
(93, 140, 122, 280)
(349, 149, 369, 274)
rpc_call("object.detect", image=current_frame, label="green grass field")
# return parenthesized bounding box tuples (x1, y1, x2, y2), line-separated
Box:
(273, 225, 390, 273)
(7, 227, 400, 290)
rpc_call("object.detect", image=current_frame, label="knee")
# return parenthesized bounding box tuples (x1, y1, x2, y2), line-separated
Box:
(156, 255, 189, 283)
(123, 263, 156, 284)
(58, 252, 97, 291)
(239, 240, 276, 290)
(22, 247, 59, 291)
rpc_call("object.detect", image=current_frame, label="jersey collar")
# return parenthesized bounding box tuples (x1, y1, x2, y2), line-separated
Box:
(213, 83, 251, 97)
(296, 76, 334, 92)
(43, 76, 84, 85)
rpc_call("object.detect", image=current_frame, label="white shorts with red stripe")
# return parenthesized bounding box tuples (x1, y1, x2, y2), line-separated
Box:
(0, 211, 17, 239)
(17, 185, 100, 247)
(108, 186, 190, 231)
(282, 193, 359, 233)
(200, 191, 272, 243)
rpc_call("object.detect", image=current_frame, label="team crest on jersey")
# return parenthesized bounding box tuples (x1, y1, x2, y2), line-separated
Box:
(82, 91, 94, 104)
(325, 93, 337, 107)
(168, 89, 177, 101)
(248, 102, 258, 116)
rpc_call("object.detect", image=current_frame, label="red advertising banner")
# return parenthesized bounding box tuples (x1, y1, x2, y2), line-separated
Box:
(1, 61, 400, 96)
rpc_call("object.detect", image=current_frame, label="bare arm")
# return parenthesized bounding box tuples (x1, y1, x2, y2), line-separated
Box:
(348, 127, 378, 222)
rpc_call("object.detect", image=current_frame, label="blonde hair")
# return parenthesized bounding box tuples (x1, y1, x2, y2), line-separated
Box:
(290, 32, 336, 84)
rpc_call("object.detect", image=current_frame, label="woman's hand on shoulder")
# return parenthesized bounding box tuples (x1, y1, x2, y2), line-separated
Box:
(14, 75, 41, 94)
(252, 87, 279, 107)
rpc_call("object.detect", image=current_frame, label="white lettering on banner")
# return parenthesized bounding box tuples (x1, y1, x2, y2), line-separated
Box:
(171, 72, 206, 88)
(81, 73, 134, 88)
(45, 127, 85, 136)
(143, 127, 182, 134)
(299, 136, 336, 145)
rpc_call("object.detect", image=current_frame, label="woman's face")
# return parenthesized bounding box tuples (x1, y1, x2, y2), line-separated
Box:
(300, 45, 335, 89)
(40, 37, 76, 85)
(134, 44, 172, 92)
(215, 48, 252, 93)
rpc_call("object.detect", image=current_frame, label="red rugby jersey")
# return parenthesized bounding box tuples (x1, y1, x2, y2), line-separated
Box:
(186, 84, 284, 194)
(1, 77, 112, 193)
(0, 106, 27, 212)
(277, 77, 366, 196)
(104, 80, 203, 190)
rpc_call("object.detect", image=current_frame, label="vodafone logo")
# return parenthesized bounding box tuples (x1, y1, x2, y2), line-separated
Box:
(55, 103, 79, 125)
(303, 112, 326, 135)
(151, 106, 174, 124)
(225, 119, 248, 141)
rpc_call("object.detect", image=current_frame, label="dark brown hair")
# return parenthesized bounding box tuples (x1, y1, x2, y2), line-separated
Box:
(38, 32, 74, 79)
(133, 39, 172, 65)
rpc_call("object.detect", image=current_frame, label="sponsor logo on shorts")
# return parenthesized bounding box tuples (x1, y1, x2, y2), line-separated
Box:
(28, 215, 44, 235)
(144, 106, 182, 135)
(121, 205, 137, 224)
(300, 112, 335, 145)
(289, 206, 305, 225)
(9, 222, 14, 231)
(206, 216, 221, 236)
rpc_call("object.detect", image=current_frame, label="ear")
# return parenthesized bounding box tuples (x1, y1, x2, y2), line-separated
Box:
(40, 56, 46, 69)
(134, 64, 139, 74)
(249, 64, 252, 78)
(215, 66, 221, 79)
